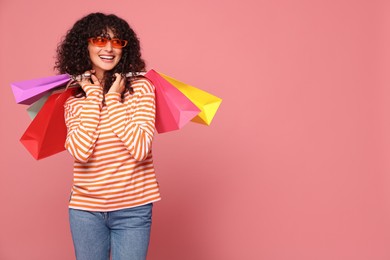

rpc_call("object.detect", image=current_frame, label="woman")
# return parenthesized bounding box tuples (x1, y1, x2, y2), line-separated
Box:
(55, 12, 161, 260)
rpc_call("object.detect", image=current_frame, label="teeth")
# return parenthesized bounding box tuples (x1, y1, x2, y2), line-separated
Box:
(99, 55, 114, 60)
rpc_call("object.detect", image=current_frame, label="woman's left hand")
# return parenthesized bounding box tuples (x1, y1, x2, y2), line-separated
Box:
(108, 73, 126, 94)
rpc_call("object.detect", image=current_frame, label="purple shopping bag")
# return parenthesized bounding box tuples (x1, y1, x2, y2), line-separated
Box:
(11, 74, 71, 105)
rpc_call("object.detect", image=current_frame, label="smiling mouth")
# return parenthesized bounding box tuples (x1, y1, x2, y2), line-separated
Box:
(99, 55, 115, 60)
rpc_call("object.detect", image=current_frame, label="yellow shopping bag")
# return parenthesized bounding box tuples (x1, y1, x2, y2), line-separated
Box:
(159, 73, 222, 125)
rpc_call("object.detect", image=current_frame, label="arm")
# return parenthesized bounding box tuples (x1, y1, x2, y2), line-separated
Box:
(64, 85, 102, 163)
(105, 79, 156, 161)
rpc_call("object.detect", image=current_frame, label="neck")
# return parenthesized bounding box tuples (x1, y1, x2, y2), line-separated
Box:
(93, 68, 105, 85)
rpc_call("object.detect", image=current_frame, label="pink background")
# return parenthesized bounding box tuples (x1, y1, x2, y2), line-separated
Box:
(1, 0, 390, 259)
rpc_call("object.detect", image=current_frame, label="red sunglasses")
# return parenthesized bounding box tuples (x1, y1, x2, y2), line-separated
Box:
(88, 36, 128, 49)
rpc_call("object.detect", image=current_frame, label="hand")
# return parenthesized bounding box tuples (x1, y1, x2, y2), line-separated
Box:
(108, 73, 126, 94)
(78, 70, 102, 92)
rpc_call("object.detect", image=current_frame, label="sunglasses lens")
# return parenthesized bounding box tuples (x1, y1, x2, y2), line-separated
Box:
(111, 39, 127, 48)
(111, 39, 121, 48)
(91, 37, 107, 47)
(89, 37, 127, 48)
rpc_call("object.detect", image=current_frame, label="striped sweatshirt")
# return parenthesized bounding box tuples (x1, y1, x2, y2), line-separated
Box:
(64, 78, 161, 212)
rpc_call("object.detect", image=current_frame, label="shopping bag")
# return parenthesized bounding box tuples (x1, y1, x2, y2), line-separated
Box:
(144, 69, 200, 133)
(26, 92, 51, 119)
(159, 73, 222, 125)
(11, 74, 71, 105)
(15, 70, 221, 159)
(20, 88, 76, 160)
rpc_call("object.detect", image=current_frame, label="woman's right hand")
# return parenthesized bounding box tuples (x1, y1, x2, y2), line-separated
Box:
(78, 70, 98, 89)
(78, 70, 103, 97)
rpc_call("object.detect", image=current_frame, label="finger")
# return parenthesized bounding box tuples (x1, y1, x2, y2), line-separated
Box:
(80, 78, 91, 85)
(113, 74, 124, 88)
(120, 75, 126, 85)
(78, 78, 88, 86)
(90, 74, 99, 85)
(113, 73, 122, 83)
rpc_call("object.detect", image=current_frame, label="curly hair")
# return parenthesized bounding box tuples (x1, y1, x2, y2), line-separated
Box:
(55, 12, 146, 98)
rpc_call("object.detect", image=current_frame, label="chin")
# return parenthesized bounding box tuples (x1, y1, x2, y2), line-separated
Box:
(98, 64, 118, 72)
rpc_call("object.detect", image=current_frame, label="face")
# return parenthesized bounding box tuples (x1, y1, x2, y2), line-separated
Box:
(88, 28, 123, 77)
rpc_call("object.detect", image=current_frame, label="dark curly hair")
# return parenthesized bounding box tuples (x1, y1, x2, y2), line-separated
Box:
(55, 12, 146, 98)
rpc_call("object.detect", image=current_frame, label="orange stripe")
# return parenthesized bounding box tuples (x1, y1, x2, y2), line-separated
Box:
(72, 185, 159, 199)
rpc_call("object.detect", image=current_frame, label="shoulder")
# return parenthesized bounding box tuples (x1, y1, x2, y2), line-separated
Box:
(131, 77, 155, 94)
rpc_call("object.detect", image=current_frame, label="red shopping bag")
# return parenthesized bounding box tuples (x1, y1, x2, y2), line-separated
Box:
(20, 88, 76, 160)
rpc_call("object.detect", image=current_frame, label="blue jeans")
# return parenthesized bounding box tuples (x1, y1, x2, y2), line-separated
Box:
(69, 203, 153, 260)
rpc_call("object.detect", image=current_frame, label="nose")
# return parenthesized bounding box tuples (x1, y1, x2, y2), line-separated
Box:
(103, 40, 113, 52)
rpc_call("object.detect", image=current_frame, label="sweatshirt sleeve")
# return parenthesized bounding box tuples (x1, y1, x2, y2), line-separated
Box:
(64, 85, 103, 163)
(105, 79, 156, 161)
